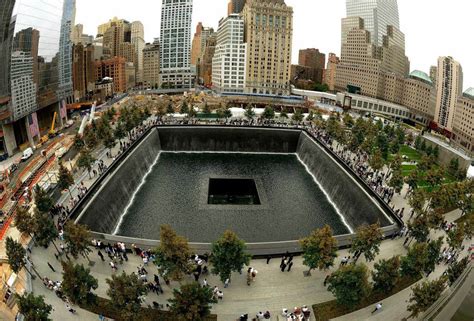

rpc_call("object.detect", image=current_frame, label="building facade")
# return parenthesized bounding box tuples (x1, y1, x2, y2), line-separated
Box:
(143, 39, 160, 88)
(212, 14, 246, 93)
(199, 35, 217, 86)
(242, 0, 293, 95)
(324, 53, 340, 91)
(131, 21, 145, 84)
(345, 0, 399, 46)
(94, 57, 127, 93)
(160, 0, 194, 89)
(402, 70, 436, 123)
(58, 0, 76, 104)
(0, 0, 70, 156)
(434, 56, 463, 132)
(229, 0, 247, 14)
(72, 43, 95, 101)
(453, 88, 474, 154)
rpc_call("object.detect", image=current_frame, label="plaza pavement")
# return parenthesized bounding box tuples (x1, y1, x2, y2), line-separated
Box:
(24, 126, 472, 321)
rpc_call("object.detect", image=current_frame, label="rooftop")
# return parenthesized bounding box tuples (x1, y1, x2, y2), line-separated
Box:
(409, 70, 433, 85)
(463, 87, 474, 99)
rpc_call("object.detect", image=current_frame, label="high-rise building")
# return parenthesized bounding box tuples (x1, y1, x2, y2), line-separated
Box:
(434, 56, 463, 132)
(199, 35, 217, 86)
(191, 22, 204, 67)
(143, 39, 160, 89)
(229, 0, 247, 14)
(160, 0, 194, 89)
(402, 70, 436, 122)
(345, 0, 399, 46)
(95, 57, 127, 93)
(131, 21, 145, 84)
(335, 16, 409, 101)
(58, 0, 76, 104)
(72, 43, 95, 101)
(0, 0, 70, 155)
(242, 0, 293, 95)
(429, 65, 438, 86)
(324, 53, 340, 91)
(296, 48, 325, 84)
(212, 14, 246, 93)
(97, 17, 129, 36)
(453, 88, 474, 153)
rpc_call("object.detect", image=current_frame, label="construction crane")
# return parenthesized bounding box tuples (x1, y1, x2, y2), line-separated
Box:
(48, 112, 58, 138)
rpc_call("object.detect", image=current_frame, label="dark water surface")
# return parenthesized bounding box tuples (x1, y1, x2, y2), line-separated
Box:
(116, 152, 350, 242)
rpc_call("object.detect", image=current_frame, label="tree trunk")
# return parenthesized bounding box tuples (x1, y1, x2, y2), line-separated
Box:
(51, 240, 61, 256)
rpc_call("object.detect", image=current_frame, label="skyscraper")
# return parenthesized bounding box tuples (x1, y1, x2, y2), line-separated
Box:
(131, 21, 145, 84)
(160, 0, 194, 89)
(143, 39, 160, 89)
(434, 56, 463, 132)
(229, 0, 247, 14)
(212, 14, 246, 93)
(242, 0, 293, 95)
(346, 0, 399, 46)
(58, 0, 76, 104)
(453, 88, 474, 153)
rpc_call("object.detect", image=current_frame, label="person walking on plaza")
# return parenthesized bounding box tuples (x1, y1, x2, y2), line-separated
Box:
(371, 302, 383, 314)
(287, 261, 293, 272)
(98, 250, 105, 261)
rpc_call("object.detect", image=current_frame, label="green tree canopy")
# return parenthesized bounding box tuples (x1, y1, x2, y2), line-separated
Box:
(34, 185, 54, 213)
(33, 211, 59, 254)
(57, 163, 74, 193)
(64, 222, 92, 262)
(262, 106, 275, 119)
(113, 121, 127, 142)
(445, 256, 469, 285)
(349, 222, 383, 262)
(77, 148, 96, 178)
(369, 150, 384, 171)
(168, 282, 217, 321)
(106, 271, 149, 320)
(327, 263, 371, 308)
(14, 207, 36, 238)
(244, 106, 255, 120)
(17, 293, 52, 321)
(210, 230, 251, 283)
(6, 237, 26, 274)
(372, 256, 401, 293)
(407, 214, 430, 243)
(180, 101, 189, 114)
(153, 225, 191, 281)
(292, 109, 304, 122)
(61, 261, 98, 305)
(407, 278, 446, 318)
(299, 225, 338, 273)
(400, 242, 428, 278)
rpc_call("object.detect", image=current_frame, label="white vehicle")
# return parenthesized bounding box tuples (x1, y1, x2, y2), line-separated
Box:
(20, 147, 33, 162)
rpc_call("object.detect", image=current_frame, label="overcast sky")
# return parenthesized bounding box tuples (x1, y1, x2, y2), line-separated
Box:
(76, 0, 473, 90)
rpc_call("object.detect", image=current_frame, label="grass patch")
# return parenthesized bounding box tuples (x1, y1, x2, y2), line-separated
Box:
(80, 297, 217, 321)
(312, 276, 420, 321)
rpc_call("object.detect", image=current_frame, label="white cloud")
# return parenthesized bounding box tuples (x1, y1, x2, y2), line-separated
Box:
(76, 0, 473, 90)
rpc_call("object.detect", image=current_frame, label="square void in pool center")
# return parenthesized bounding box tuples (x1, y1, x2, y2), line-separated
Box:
(208, 178, 261, 205)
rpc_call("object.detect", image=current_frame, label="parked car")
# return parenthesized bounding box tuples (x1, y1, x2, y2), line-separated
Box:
(20, 147, 33, 162)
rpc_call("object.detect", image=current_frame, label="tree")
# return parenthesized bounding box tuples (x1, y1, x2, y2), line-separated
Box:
(83, 125, 98, 149)
(106, 272, 148, 320)
(447, 158, 460, 177)
(34, 185, 54, 213)
(389, 170, 404, 193)
(299, 225, 338, 274)
(407, 278, 446, 319)
(369, 150, 384, 171)
(405, 171, 419, 193)
(34, 211, 60, 255)
(349, 222, 383, 262)
(74, 134, 85, 150)
(425, 237, 443, 275)
(292, 109, 304, 122)
(14, 207, 36, 238)
(102, 128, 116, 156)
(114, 121, 126, 142)
(166, 103, 174, 114)
(77, 148, 95, 178)
(6, 237, 28, 276)
(244, 106, 255, 120)
(426, 168, 444, 188)
(153, 225, 191, 281)
(447, 226, 465, 250)
(210, 230, 251, 283)
(445, 256, 469, 285)
(327, 264, 370, 308)
(203, 102, 211, 114)
(280, 111, 288, 119)
(262, 106, 275, 120)
(61, 261, 98, 305)
(400, 242, 428, 278)
(16, 293, 52, 321)
(407, 214, 430, 243)
(168, 282, 217, 321)
(57, 163, 74, 198)
(180, 101, 189, 114)
(408, 189, 426, 215)
(372, 256, 401, 293)
(64, 222, 93, 263)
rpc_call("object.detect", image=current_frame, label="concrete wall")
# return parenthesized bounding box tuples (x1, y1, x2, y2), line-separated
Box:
(420, 135, 471, 171)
